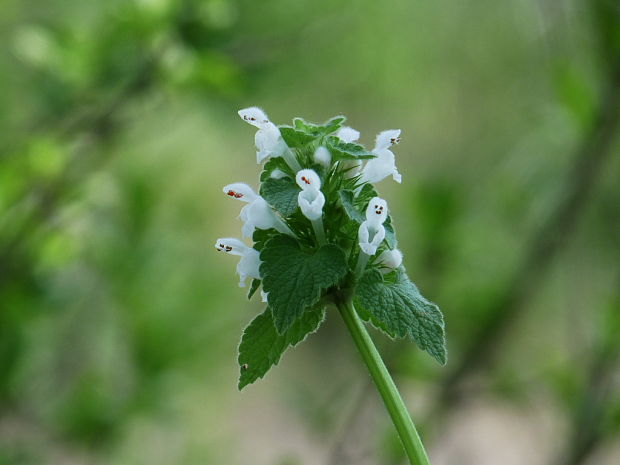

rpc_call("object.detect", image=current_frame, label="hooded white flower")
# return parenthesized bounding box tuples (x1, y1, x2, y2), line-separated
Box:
(215, 238, 260, 287)
(313, 146, 331, 167)
(223, 182, 291, 238)
(360, 129, 402, 184)
(337, 126, 360, 143)
(377, 248, 403, 273)
(238, 107, 287, 164)
(296, 169, 325, 221)
(358, 197, 388, 255)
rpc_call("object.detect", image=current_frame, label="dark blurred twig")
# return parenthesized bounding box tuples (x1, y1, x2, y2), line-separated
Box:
(0, 50, 159, 285)
(0, 45, 161, 408)
(552, 268, 620, 465)
(436, 56, 620, 409)
(554, 349, 619, 465)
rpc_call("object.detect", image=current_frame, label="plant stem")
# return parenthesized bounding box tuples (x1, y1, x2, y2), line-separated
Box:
(282, 147, 302, 172)
(336, 298, 431, 465)
(355, 252, 370, 277)
(312, 217, 327, 245)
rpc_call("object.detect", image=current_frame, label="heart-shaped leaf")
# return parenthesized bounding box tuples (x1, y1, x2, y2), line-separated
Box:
(238, 306, 325, 389)
(355, 268, 447, 364)
(260, 235, 348, 333)
(261, 177, 300, 217)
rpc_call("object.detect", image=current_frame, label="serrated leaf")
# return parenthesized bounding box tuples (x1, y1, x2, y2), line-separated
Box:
(238, 306, 325, 389)
(338, 189, 365, 223)
(279, 126, 316, 147)
(252, 228, 279, 252)
(384, 218, 398, 248)
(260, 235, 348, 333)
(248, 279, 261, 300)
(354, 268, 447, 364)
(261, 177, 300, 217)
(327, 136, 375, 161)
(293, 116, 345, 136)
(260, 157, 292, 182)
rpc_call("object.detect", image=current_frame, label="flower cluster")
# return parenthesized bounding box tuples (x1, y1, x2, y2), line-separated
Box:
(216, 107, 403, 288)
(215, 107, 446, 389)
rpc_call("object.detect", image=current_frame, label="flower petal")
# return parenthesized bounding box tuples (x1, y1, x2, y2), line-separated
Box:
(337, 126, 360, 143)
(295, 169, 322, 190)
(238, 107, 270, 129)
(374, 129, 401, 151)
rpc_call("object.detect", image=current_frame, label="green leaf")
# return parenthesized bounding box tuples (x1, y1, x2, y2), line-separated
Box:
(252, 228, 279, 252)
(247, 279, 261, 300)
(384, 218, 398, 249)
(354, 268, 447, 364)
(279, 126, 316, 148)
(338, 189, 365, 223)
(260, 235, 348, 333)
(326, 136, 375, 161)
(260, 157, 293, 182)
(293, 116, 345, 136)
(238, 306, 325, 389)
(261, 177, 300, 217)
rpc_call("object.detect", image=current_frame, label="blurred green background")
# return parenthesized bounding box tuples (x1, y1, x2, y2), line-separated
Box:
(1, 0, 619, 464)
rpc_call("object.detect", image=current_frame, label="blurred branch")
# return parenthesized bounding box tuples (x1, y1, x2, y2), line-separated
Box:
(437, 57, 620, 408)
(0, 49, 159, 284)
(326, 380, 375, 465)
(0, 44, 161, 408)
(552, 271, 620, 465)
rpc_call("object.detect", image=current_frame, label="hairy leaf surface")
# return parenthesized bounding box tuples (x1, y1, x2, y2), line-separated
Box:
(355, 268, 447, 364)
(260, 235, 348, 333)
(238, 306, 325, 389)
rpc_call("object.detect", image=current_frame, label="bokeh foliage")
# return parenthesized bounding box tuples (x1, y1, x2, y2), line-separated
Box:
(1, 0, 619, 464)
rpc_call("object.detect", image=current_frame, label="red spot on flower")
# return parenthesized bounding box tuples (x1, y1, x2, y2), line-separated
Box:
(227, 190, 243, 199)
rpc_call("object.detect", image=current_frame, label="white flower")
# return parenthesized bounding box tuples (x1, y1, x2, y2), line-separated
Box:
(313, 146, 331, 167)
(360, 129, 402, 184)
(295, 169, 321, 190)
(223, 182, 291, 238)
(295, 169, 325, 221)
(358, 197, 388, 255)
(377, 249, 403, 273)
(298, 189, 325, 221)
(337, 126, 360, 143)
(238, 107, 287, 164)
(215, 238, 261, 287)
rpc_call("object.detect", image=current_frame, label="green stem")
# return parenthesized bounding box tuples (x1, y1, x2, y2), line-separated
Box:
(311, 217, 326, 245)
(282, 147, 302, 172)
(355, 251, 370, 277)
(336, 298, 431, 465)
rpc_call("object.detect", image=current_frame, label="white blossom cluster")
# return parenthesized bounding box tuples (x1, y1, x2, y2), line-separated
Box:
(215, 107, 405, 291)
